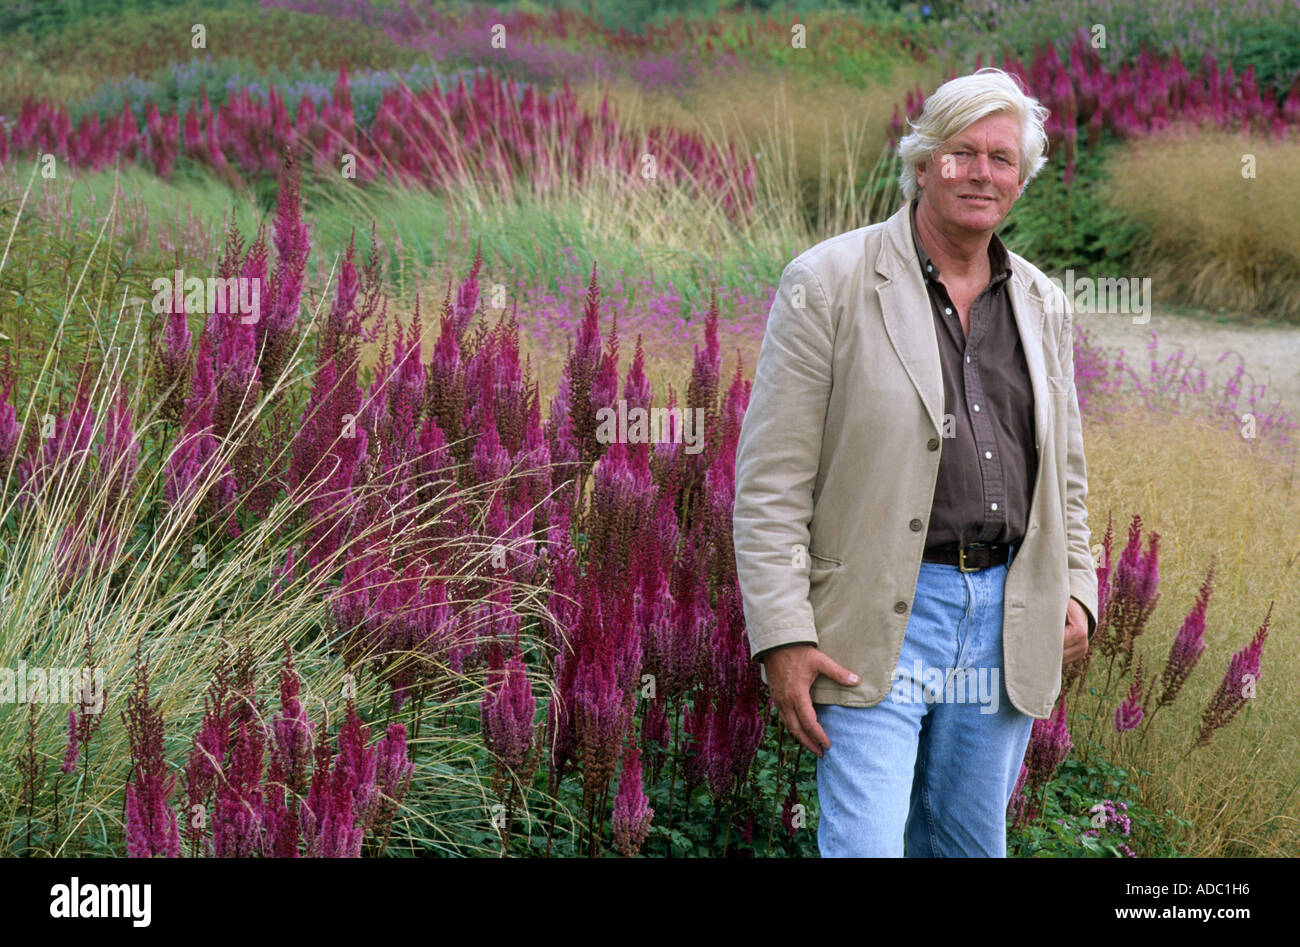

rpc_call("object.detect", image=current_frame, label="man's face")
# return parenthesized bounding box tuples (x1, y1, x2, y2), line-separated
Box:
(914, 110, 1023, 235)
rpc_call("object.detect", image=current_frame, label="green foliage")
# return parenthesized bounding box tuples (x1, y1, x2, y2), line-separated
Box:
(1008, 755, 1193, 858)
(0, 0, 248, 38)
(1229, 17, 1300, 99)
(998, 142, 1148, 275)
(0, 4, 421, 94)
(69, 57, 455, 128)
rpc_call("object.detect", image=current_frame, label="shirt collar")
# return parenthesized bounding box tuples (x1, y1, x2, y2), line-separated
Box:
(910, 196, 1011, 286)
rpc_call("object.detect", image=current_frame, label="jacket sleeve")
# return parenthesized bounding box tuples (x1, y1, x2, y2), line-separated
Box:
(733, 259, 835, 660)
(1054, 285, 1099, 638)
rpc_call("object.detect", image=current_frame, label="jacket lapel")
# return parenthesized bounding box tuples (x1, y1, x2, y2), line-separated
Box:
(876, 205, 944, 435)
(1010, 274, 1050, 457)
(874, 202, 1049, 455)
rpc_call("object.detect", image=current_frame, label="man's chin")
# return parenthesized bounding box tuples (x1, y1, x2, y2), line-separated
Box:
(949, 210, 1004, 234)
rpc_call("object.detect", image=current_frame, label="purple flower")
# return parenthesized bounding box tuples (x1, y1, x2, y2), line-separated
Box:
(1155, 562, 1213, 708)
(123, 658, 180, 858)
(611, 740, 653, 857)
(480, 649, 536, 776)
(1195, 605, 1271, 747)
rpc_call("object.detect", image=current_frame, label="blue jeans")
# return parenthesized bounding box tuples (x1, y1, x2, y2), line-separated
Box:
(814, 550, 1034, 857)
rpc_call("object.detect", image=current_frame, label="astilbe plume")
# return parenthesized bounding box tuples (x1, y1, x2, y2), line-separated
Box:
(480, 648, 537, 795)
(123, 656, 181, 858)
(691, 580, 765, 800)
(211, 722, 266, 857)
(157, 294, 192, 425)
(1065, 512, 1114, 695)
(99, 386, 140, 511)
(550, 573, 640, 829)
(1114, 655, 1145, 732)
(259, 148, 309, 391)
(295, 245, 371, 574)
(1096, 514, 1160, 671)
(1195, 604, 1271, 748)
(545, 263, 619, 485)
(25, 370, 96, 503)
(1009, 695, 1074, 829)
(683, 291, 722, 479)
(48, 382, 135, 592)
(1152, 561, 1214, 711)
(164, 324, 237, 529)
(585, 440, 657, 578)
(61, 709, 80, 774)
(0, 351, 20, 476)
(369, 723, 415, 851)
(61, 626, 104, 774)
(781, 778, 801, 840)
(183, 649, 235, 854)
(638, 501, 703, 701)
(17, 702, 46, 853)
(611, 739, 653, 857)
(302, 700, 379, 857)
(264, 642, 315, 857)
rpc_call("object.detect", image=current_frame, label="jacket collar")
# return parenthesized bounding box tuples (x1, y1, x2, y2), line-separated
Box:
(872, 199, 1051, 456)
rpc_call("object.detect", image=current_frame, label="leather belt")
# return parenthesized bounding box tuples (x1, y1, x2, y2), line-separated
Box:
(922, 541, 1013, 572)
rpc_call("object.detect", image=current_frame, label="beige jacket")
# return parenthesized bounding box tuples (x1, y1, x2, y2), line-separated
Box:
(732, 202, 1098, 719)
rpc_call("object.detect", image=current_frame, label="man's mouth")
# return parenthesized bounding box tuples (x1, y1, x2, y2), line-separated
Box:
(960, 194, 995, 204)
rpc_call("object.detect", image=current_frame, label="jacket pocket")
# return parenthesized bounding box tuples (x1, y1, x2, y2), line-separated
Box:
(1045, 374, 1070, 395)
(808, 552, 843, 591)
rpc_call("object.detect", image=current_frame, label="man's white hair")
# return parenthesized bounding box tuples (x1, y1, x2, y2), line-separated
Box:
(897, 67, 1050, 202)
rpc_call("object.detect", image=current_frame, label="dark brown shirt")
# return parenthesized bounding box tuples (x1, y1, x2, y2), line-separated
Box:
(910, 198, 1037, 553)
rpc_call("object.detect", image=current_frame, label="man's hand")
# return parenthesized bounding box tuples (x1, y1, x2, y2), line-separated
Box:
(1063, 596, 1089, 665)
(763, 644, 860, 757)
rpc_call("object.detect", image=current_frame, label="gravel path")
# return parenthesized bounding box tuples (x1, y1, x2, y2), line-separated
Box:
(1073, 307, 1300, 414)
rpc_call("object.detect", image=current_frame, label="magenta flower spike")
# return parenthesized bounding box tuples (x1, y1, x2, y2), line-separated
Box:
(1195, 604, 1271, 747)
(123, 658, 180, 858)
(481, 649, 537, 775)
(611, 739, 653, 857)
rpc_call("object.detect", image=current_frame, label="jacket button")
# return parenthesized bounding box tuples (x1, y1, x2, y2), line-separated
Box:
(927, 437, 940, 451)
(909, 518, 922, 531)
(894, 600, 907, 614)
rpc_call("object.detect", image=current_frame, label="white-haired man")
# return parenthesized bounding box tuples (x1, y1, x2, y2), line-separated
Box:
(733, 68, 1098, 857)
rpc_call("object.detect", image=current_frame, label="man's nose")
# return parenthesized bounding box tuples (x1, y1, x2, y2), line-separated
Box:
(968, 153, 992, 180)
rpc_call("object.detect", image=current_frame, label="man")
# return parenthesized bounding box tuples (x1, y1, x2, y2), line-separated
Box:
(732, 68, 1098, 857)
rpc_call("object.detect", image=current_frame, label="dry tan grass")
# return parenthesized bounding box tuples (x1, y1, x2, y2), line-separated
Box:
(1080, 403, 1300, 855)
(574, 63, 941, 237)
(1101, 128, 1300, 321)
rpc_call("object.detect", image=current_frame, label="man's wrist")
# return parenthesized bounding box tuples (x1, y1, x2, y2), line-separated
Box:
(756, 641, 814, 663)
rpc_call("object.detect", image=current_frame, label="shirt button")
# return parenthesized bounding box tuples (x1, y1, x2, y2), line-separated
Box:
(985, 450, 992, 459)
(926, 264, 932, 272)
(966, 355, 970, 363)
(894, 600, 908, 614)
(909, 518, 923, 531)
(945, 307, 952, 315)
(991, 502, 998, 511)
(973, 404, 980, 412)
(927, 437, 940, 451)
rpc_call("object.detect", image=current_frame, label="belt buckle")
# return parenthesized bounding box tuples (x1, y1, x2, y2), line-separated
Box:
(958, 544, 980, 573)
